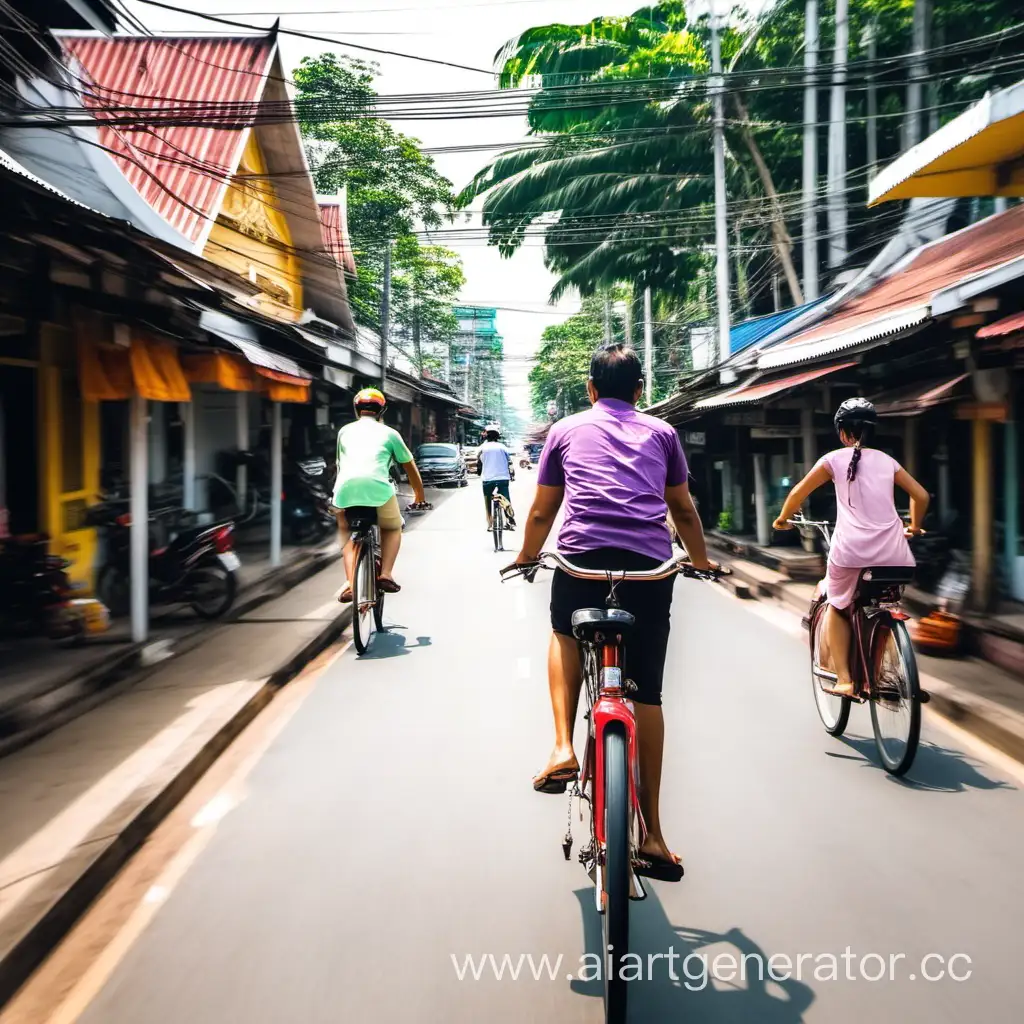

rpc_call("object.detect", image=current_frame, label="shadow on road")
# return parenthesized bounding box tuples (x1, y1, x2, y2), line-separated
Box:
(833, 735, 1014, 793)
(572, 888, 815, 1022)
(359, 629, 433, 660)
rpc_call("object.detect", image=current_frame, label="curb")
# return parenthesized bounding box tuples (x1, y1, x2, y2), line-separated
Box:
(0, 548, 340, 760)
(0, 604, 352, 1010)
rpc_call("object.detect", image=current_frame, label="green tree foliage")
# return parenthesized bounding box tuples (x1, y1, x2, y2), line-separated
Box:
(294, 54, 467, 363)
(463, 0, 1023, 362)
(529, 301, 605, 418)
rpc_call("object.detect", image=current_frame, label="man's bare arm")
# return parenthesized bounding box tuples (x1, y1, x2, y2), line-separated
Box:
(516, 485, 565, 563)
(665, 482, 710, 570)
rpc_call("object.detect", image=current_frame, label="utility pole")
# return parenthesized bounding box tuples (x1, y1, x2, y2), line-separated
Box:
(380, 239, 392, 390)
(802, 0, 819, 301)
(864, 21, 879, 181)
(643, 287, 654, 406)
(906, 0, 931, 150)
(827, 0, 849, 270)
(711, 12, 731, 361)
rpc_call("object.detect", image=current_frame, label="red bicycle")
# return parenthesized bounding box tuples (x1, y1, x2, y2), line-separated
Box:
(502, 551, 723, 1023)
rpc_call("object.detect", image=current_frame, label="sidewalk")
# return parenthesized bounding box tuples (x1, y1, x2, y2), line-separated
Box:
(710, 539, 1024, 766)
(0, 537, 339, 758)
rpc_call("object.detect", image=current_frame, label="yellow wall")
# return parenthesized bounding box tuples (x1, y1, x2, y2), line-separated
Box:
(203, 132, 304, 320)
(40, 324, 99, 592)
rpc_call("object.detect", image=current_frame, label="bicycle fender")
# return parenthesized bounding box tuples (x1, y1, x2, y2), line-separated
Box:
(592, 700, 640, 848)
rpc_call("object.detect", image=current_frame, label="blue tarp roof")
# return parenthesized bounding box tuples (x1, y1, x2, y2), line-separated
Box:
(729, 295, 832, 355)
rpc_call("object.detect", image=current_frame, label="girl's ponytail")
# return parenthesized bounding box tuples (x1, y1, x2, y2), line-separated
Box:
(846, 422, 873, 485)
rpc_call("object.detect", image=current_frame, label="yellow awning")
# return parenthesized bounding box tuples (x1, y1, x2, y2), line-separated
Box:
(870, 79, 1024, 205)
(181, 351, 255, 392)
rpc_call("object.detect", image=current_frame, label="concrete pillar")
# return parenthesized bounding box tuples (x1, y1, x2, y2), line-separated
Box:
(753, 453, 771, 546)
(129, 393, 149, 643)
(801, 407, 816, 476)
(236, 392, 249, 513)
(147, 401, 166, 485)
(182, 400, 196, 511)
(903, 417, 918, 477)
(972, 417, 993, 610)
(270, 402, 283, 567)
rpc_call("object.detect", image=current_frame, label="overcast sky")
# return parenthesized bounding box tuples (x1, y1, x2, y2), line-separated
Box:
(121, 0, 658, 416)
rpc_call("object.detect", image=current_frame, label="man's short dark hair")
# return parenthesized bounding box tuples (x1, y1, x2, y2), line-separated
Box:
(590, 343, 643, 403)
(485, 430, 499, 442)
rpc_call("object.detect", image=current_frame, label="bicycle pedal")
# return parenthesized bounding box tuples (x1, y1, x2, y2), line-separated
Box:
(919, 690, 931, 704)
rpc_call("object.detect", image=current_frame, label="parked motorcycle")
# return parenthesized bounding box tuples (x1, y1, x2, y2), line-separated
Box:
(284, 456, 336, 544)
(0, 534, 106, 640)
(86, 502, 239, 619)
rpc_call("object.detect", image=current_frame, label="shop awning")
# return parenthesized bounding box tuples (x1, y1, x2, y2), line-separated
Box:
(977, 310, 1024, 338)
(198, 308, 312, 402)
(869, 373, 970, 417)
(869, 79, 1024, 205)
(693, 361, 856, 410)
(78, 333, 191, 403)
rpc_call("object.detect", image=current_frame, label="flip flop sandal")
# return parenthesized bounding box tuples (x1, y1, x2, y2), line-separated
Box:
(337, 587, 353, 604)
(532, 765, 579, 794)
(377, 578, 401, 594)
(634, 852, 685, 883)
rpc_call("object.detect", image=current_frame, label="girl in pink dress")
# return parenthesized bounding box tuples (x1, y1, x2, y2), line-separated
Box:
(774, 398, 930, 696)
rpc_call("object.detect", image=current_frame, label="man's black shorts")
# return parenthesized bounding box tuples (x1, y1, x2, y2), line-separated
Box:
(550, 547, 675, 706)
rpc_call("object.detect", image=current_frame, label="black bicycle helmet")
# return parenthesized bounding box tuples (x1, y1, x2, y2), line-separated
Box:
(833, 397, 877, 433)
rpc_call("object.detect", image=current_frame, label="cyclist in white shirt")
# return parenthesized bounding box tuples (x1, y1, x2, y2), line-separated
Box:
(476, 426, 515, 531)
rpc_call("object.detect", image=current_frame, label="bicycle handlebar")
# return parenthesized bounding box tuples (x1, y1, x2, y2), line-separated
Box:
(500, 550, 728, 584)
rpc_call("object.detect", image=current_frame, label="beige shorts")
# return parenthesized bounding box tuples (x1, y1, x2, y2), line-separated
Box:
(336, 495, 403, 532)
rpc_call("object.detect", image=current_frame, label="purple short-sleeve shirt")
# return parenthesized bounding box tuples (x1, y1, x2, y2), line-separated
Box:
(537, 399, 688, 562)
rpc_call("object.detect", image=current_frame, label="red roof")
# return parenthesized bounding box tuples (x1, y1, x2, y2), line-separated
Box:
(59, 34, 275, 243)
(765, 205, 1024, 366)
(318, 198, 357, 277)
(694, 362, 856, 409)
(977, 310, 1024, 338)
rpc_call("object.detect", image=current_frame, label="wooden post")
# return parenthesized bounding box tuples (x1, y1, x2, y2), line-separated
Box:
(801, 405, 816, 475)
(130, 393, 149, 643)
(972, 417, 993, 610)
(903, 417, 918, 477)
(182, 400, 196, 511)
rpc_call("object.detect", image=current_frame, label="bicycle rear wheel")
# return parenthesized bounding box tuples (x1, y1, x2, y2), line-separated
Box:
(870, 620, 921, 776)
(810, 601, 851, 736)
(602, 723, 629, 1024)
(351, 541, 375, 655)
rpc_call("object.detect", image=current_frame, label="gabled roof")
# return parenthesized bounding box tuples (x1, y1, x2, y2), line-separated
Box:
(728, 295, 832, 356)
(318, 189, 357, 277)
(54, 31, 354, 335)
(59, 33, 275, 245)
(759, 204, 1024, 370)
(693, 362, 857, 410)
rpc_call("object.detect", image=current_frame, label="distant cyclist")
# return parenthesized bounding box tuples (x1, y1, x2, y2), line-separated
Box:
(477, 424, 516, 532)
(333, 388, 428, 602)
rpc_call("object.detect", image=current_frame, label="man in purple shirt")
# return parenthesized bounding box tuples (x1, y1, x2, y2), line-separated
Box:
(513, 343, 712, 881)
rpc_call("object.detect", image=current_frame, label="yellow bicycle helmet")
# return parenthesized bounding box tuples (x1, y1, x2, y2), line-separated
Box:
(354, 387, 387, 415)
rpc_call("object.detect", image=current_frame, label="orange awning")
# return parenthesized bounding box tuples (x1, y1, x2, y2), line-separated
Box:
(181, 351, 255, 392)
(78, 335, 190, 402)
(262, 380, 310, 403)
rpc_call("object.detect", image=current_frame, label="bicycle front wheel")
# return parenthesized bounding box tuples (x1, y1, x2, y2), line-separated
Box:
(810, 601, 851, 736)
(870, 620, 921, 776)
(351, 541, 375, 655)
(602, 724, 630, 1024)
(492, 503, 503, 552)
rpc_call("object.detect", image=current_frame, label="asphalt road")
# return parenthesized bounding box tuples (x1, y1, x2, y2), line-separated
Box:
(39, 481, 1024, 1022)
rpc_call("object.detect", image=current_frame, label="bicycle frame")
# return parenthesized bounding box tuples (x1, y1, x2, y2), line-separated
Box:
(581, 641, 644, 851)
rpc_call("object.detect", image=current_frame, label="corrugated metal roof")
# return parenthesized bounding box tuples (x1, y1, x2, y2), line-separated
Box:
(760, 204, 1024, 370)
(694, 362, 857, 410)
(870, 373, 970, 416)
(729, 295, 832, 355)
(0, 144, 92, 210)
(318, 196, 357, 277)
(58, 33, 275, 244)
(977, 309, 1024, 338)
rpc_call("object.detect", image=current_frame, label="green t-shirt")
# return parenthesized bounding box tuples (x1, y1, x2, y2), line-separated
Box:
(333, 417, 414, 508)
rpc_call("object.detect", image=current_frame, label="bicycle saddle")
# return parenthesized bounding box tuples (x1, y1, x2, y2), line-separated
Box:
(571, 607, 636, 643)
